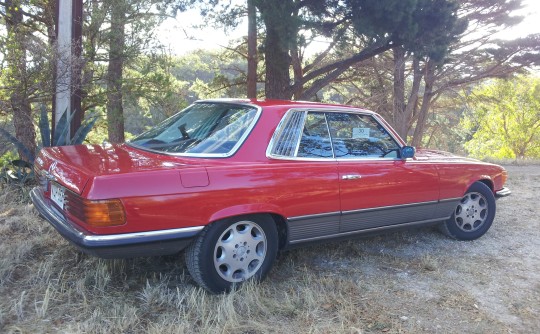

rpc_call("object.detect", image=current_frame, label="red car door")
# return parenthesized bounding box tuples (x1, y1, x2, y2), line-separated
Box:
(338, 159, 440, 232)
(323, 112, 441, 233)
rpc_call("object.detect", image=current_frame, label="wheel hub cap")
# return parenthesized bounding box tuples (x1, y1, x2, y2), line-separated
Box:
(454, 192, 488, 232)
(236, 245, 247, 257)
(214, 220, 267, 283)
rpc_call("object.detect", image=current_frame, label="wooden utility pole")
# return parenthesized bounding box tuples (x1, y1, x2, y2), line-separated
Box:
(247, 0, 257, 99)
(53, 0, 83, 140)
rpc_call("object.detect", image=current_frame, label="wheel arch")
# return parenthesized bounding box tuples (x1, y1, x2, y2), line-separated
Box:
(268, 213, 289, 250)
(208, 205, 289, 250)
(477, 178, 494, 192)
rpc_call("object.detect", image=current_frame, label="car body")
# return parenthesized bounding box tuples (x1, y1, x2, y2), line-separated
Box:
(31, 99, 511, 293)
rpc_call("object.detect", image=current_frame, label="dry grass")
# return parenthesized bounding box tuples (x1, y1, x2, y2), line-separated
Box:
(0, 165, 538, 333)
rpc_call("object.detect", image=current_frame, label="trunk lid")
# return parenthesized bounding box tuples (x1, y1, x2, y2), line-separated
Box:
(35, 144, 203, 195)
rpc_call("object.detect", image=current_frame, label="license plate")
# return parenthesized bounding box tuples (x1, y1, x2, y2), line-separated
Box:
(51, 183, 65, 210)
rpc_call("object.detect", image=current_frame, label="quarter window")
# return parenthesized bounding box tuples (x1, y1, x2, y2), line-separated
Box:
(268, 111, 306, 157)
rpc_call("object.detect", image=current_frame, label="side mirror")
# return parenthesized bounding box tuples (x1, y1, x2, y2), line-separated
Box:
(400, 146, 415, 159)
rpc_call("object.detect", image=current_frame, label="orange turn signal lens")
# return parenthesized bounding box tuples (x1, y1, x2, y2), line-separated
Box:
(82, 200, 126, 227)
(66, 192, 126, 227)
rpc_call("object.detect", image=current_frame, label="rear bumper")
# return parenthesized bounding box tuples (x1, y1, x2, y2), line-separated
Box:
(30, 187, 202, 259)
(495, 187, 511, 198)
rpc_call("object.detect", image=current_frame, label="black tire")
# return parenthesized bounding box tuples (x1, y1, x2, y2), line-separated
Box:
(440, 181, 496, 240)
(185, 214, 278, 294)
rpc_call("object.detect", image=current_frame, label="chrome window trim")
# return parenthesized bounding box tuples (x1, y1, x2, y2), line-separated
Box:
(323, 112, 336, 158)
(293, 111, 308, 157)
(372, 113, 406, 148)
(335, 156, 400, 162)
(267, 107, 404, 162)
(266, 108, 307, 159)
(127, 101, 262, 158)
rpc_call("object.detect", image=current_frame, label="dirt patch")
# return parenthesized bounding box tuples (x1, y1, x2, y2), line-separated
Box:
(0, 165, 538, 333)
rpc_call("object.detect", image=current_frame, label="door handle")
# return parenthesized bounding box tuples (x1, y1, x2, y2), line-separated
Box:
(342, 174, 362, 180)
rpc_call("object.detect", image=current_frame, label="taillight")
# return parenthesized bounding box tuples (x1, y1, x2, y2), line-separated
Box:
(34, 166, 48, 191)
(65, 191, 126, 227)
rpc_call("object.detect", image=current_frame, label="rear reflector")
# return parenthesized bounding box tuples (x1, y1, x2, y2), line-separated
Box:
(65, 192, 126, 227)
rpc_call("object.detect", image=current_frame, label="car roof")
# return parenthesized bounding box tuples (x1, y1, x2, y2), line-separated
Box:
(196, 98, 376, 115)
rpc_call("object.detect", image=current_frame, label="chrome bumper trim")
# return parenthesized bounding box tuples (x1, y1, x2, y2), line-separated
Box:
(30, 187, 203, 248)
(495, 187, 511, 198)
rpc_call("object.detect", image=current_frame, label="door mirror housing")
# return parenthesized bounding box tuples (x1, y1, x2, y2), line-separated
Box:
(400, 146, 415, 159)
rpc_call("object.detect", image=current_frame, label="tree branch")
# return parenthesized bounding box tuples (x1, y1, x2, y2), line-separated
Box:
(295, 41, 393, 99)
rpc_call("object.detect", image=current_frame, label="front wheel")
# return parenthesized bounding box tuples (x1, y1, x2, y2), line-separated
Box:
(440, 181, 496, 240)
(185, 214, 278, 294)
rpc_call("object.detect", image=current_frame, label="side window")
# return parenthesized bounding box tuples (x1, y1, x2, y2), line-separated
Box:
(326, 113, 400, 158)
(297, 112, 333, 158)
(268, 111, 306, 157)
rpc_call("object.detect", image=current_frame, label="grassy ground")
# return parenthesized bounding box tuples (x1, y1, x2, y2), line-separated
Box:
(0, 165, 538, 333)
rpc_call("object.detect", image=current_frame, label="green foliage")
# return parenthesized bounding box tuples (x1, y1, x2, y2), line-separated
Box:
(0, 106, 99, 184)
(122, 55, 190, 135)
(48, 109, 100, 147)
(0, 127, 33, 161)
(462, 76, 540, 160)
(0, 151, 18, 169)
(0, 159, 33, 185)
(0, 107, 99, 164)
(348, 0, 466, 62)
(170, 48, 254, 101)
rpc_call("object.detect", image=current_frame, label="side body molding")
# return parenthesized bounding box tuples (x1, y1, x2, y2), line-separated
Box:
(287, 199, 461, 245)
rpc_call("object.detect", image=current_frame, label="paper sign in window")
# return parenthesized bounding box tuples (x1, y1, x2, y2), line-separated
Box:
(352, 128, 370, 139)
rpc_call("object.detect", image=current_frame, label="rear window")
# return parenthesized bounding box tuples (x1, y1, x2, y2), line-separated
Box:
(129, 102, 259, 157)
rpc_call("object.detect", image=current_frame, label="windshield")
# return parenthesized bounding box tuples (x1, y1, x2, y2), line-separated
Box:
(129, 102, 259, 156)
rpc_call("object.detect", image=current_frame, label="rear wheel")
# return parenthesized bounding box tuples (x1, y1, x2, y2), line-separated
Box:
(440, 181, 496, 240)
(186, 214, 278, 294)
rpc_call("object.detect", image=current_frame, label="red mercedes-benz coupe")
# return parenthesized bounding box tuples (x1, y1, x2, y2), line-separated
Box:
(31, 99, 510, 293)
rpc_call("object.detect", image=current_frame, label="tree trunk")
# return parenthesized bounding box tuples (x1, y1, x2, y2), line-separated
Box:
(290, 7, 303, 101)
(5, 0, 37, 161)
(401, 58, 422, 141)
(291, 43, 303, 100)
(263, 24, 291, 99)
(411, 60, 436, 147)
(246, 0, 257, 99)
(106, 2, 126, 143)
(392, 49, 424, 142)
(392, 46, 406, 134)
(256, 0, 295, 99)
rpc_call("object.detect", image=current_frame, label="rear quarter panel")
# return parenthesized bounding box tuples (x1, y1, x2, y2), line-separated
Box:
(83, 161, 340, 235)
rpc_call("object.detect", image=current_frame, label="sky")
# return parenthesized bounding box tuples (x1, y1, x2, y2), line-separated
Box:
(156, 0, 540, 56)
